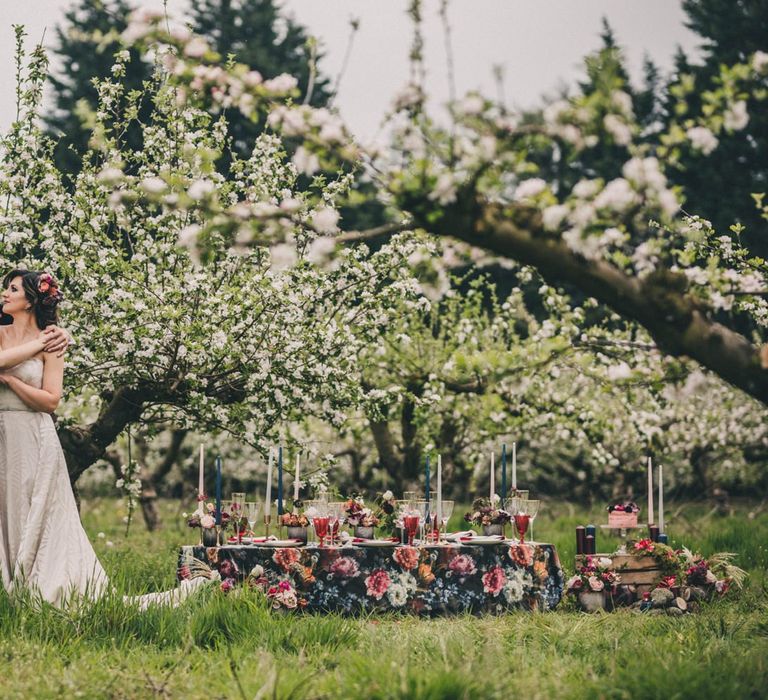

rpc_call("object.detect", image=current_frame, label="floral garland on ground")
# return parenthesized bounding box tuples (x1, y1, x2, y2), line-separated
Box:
(631, 539, 746, 595)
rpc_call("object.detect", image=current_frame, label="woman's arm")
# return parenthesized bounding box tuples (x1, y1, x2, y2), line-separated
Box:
(0, 337, 46, 370)
(0, 328, 65, 369)
(0, 352, 63, 413)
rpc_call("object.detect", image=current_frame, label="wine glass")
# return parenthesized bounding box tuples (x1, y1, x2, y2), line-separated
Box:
(509, 498, 530, 545)
(231, 492, 246, 543)
(438, 500, 455, 543)
(503, 491, 528, 512)
(245, 501, 261, 540)
(312, 504, 330, 548)
(415, 499, 430, 543)
(402, 506, 420, 547)
(524, 500, 540, 543)
(327, 501, 345, 546)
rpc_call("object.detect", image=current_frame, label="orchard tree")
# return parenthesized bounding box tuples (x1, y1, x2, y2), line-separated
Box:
(0, 26, 424, 518)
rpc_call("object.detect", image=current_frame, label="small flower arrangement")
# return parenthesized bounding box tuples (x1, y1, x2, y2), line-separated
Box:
(186, 502, 230, 530)
(279, 499, 310, 527)
(464, 497, 511, 526)
(343, 496, 380, 527)
(606, 501, 639, 513)
(374, 490, 398, 532)
(566, 555, 621, 593)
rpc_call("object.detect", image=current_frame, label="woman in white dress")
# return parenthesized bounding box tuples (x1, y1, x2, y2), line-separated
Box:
(0, 268, 207, 609)
(0, 268, 108, 605)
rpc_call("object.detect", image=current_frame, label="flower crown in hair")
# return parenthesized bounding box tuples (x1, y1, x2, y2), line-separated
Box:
(37, 273, 64, 307)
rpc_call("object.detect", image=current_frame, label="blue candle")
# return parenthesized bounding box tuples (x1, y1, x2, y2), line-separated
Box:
(277, 445, 283, 516)
(501, 443, 507, 501)
(215, 455, 222, 525)
(425, 454, 430, 503)
(586, 524, 596, 539)
(658, 533, 668, 544)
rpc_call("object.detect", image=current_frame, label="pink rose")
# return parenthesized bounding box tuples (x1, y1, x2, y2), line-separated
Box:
(220, 578, 235, 593)
(482, 566, 506, 596)
(448, 554, 477, 577)
(566, 575, 583, 591)
(588, 576, 604, 591)
(200, 514, 215, 528)
(393, 546, 420, 570)
(364, 569, 391, 599)
(273, 547, 301, 571)
(329, 557, 360, 579)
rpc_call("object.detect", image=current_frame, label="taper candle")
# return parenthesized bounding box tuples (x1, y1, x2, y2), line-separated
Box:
(265, 448, 273, 519)
(197, 443, 205, 514)
(512, 442, 517, 491)
(501, 443, 507, 501)
(214, 455, 222, 525)
(647, 456, 654, 525)
(425, 454, 430, 504)
(436, 454, 442, 528)
(658, 463, 664, 534)
(490, 451, 495, 502)
(277, 445, 284, 515)
(294, 452, 301, 500)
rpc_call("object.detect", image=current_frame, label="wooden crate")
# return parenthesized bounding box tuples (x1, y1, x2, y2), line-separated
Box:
(575, 553, 663, 591)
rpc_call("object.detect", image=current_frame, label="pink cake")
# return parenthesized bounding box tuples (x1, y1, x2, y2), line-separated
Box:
(607, 502, 639, 528)
(608, 510, 638, 528)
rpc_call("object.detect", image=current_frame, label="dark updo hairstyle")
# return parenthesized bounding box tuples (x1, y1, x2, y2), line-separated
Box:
(1, 269, 63, 329)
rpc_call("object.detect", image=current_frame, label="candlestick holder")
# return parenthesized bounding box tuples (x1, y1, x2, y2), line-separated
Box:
(264, 514, 272, 539)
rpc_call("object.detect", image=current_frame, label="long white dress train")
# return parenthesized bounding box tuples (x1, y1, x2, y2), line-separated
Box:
(0, 358, 205, 608)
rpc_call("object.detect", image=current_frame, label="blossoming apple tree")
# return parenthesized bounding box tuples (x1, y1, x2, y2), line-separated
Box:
(0, 25, 424, 500)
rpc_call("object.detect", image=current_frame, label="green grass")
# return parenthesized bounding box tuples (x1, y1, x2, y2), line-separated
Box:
(1, 498, 766, 699)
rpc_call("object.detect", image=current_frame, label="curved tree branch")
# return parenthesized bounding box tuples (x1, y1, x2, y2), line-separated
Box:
(408, 197, 768, 406)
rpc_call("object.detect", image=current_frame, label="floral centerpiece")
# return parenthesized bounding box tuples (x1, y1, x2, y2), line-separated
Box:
(344, 495, 380, 538)
(566, 555, 621, 611)
(186, 502, 230, 545)
(373, 490, 398, 535)
(464, 497, 512, 535)
(279, 499, 310, 542)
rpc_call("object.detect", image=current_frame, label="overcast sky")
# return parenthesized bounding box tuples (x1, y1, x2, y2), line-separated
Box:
(0, 0, 702, 139)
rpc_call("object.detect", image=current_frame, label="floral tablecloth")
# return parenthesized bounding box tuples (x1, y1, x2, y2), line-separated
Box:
(178, 541, 564, 614)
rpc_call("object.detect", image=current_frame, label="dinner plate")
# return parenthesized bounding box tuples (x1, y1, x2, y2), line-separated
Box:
(254, 539, 304, 547)
(459, 536, 505, 545)
(354, 540, 397, 547)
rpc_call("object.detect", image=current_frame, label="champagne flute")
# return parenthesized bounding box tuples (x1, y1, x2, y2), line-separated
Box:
(327, 501, 344, 546)
(231, 492, 246, 543)
(415, 499, 430, 544)
(439, 500, 455, 543)
(245, 501, 261, 540)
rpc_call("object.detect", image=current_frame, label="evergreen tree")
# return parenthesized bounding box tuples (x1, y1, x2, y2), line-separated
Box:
(189, 0, 331, 161)
(46, 0, 151, 177)
(46, 0, 331, 175)
(669, 0, 768, 254)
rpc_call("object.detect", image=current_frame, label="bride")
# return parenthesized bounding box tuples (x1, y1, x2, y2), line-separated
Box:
(0, 268, 207, 608)
(0, 268, 110, 605)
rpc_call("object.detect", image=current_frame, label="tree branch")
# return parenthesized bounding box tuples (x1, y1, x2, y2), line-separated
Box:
(409, 197, 768, 406)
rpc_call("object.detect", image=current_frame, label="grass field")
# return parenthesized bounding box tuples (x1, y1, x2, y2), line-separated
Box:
(1, 498, 766, 699)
